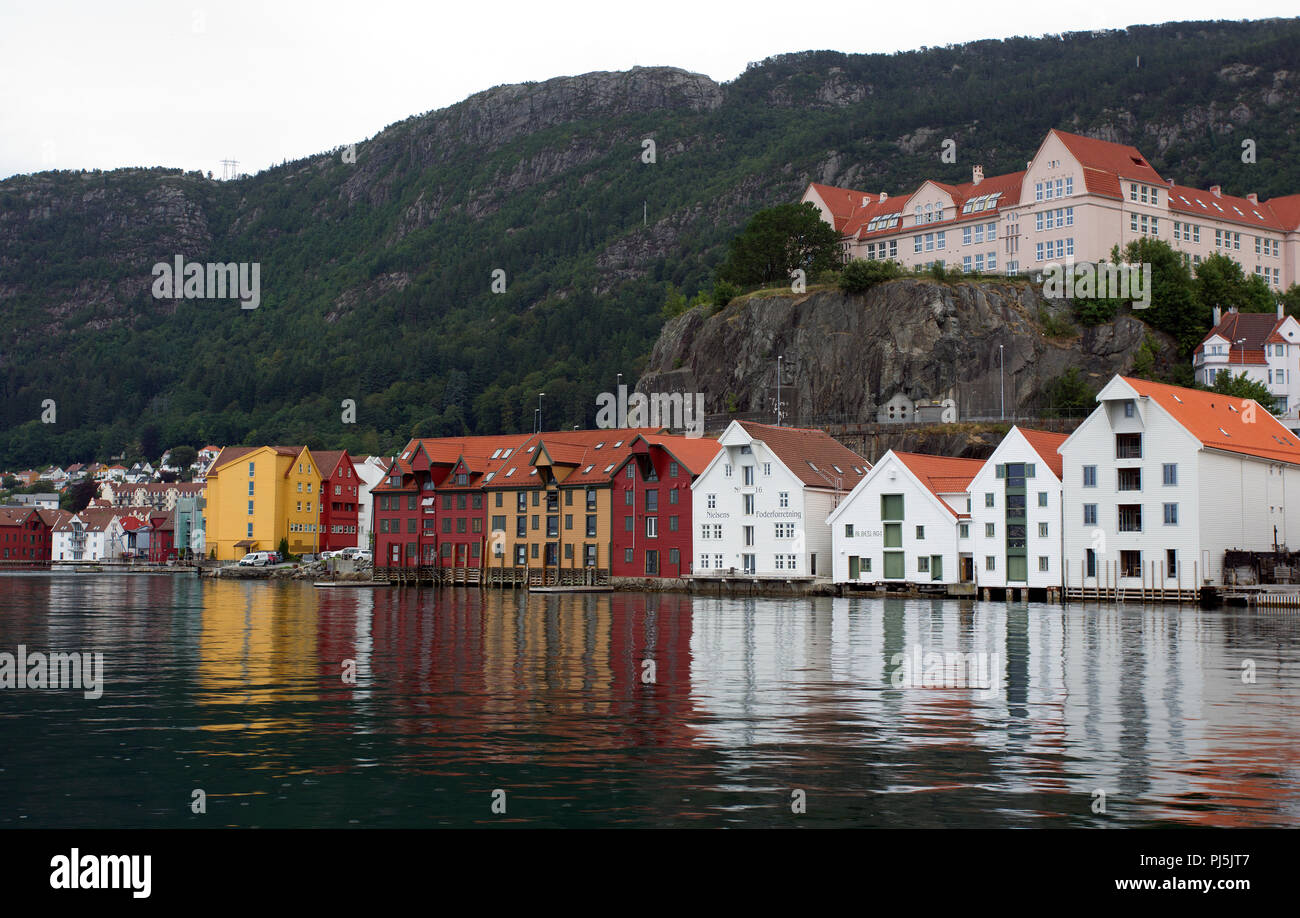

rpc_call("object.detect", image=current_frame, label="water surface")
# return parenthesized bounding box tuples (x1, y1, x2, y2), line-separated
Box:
(1, 575, 1296, 827)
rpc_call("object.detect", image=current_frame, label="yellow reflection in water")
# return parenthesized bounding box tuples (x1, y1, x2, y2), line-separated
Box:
(197, 581, 318, 733)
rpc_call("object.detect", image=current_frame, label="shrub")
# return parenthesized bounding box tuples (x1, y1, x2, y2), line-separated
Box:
(712, 280, 740, 307)
(839, 258, 903, 294)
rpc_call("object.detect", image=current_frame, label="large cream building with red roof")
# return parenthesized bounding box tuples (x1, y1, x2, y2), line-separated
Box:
(804, 128, 1299, 288)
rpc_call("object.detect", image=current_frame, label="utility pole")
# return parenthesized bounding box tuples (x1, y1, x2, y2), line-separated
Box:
(999, 344, 1005, 420)
(777, 356, 783, 426)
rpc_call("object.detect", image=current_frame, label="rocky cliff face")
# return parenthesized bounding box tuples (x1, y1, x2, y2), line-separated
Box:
(638, 279, 1178, 425)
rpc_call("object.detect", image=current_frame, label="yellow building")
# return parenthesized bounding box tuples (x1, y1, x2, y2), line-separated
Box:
(484, 430, 661, 579)
(203, 445, 323, 560)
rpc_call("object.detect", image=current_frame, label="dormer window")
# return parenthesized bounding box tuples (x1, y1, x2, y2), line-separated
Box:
(1123, 400, 1135, 418)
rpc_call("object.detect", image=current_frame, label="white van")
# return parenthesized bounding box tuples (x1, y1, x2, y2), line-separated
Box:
(239, 551, 273, 567)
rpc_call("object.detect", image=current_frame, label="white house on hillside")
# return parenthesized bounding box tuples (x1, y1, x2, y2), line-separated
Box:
(967, 427, 1069, 594)
(691, 421, 869, 579)
(828, 450, 983, 586)
(1060, 375, 1300, 592)
(1193, 306, 1300, 420)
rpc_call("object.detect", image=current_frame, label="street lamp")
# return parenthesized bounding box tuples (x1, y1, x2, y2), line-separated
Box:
(999, 344, 1005, 420)
(537, 392, 545, 433)
(777, 356, 783, 426)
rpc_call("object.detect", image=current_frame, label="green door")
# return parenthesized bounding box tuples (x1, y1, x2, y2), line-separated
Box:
(930, 555, 943, 581)
(1008, 555, 1028, 582)
(848, 556, 860, 579)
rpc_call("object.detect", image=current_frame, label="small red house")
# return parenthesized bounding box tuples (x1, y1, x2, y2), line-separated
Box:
(313, 451, 361, 553)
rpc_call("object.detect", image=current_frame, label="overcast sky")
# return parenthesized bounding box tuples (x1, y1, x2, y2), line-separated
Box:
(0, 2, 1291, 180)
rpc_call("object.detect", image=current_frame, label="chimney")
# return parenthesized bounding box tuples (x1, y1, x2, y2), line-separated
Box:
(1280, 300, 1286, 320)
(1247, 193, 1258, 205)
(1211, 185, 1222, 198)
(1166, 178, 1174, 187)
(1212, 306, 1221, 325)
(972, 165, 984, 185)
(862, 195, 871, 206)
(879, 191, 888, 202)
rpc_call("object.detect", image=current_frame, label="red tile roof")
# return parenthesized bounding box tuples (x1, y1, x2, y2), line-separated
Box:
(495, 429, 665, 488)
(1051, 129, 1165, 199)
(1197, 311, 1286, 362)
(893, 451, 984, 518)
(1122, 377, 1300, 464)
(737, 422, 870, 489)
(806, 182, 879, 232)
(1016, 428, 1069, 480)
(1267, 194, 1300, 231)
(633, 434, 723, 476)
(1168, 184, 1279, 231)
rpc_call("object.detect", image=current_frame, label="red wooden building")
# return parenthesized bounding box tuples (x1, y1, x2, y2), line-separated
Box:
(609, 434, 721, 579)
(314, 450, 361, 553)
(0, 507, 50, 564)
(373, 436, 525, 573)
(149, 510, 177, 562)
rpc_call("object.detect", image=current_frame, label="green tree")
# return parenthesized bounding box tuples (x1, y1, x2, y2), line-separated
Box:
(839, 258, 902, 294)
(1281, 284, 1300, 318)
(712, 280, 739, 308)
(1209, 370, 1275, 411)
(60, 478, 98, 513)
(1117, 239, 1202, 355)
(169, 445, 198, 472)
(1195, 253, 1259, 314)
(660, 283, 689, 320)
(1043, 368, 1097, 417)
(717, 203, 844, 286)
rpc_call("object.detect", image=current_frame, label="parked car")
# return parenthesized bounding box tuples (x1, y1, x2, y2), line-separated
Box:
(350, 549, 372, 563)
(238, 551, 273, 567)
(320, 550, 343, 561)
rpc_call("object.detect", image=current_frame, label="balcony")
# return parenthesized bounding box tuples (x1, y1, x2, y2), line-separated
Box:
(1118, 505, 1142, 532)
(1117, 468, 1142, 491)
(1115, 433, 1142, 459)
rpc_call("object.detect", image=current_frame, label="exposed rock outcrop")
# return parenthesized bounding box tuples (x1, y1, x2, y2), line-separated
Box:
(638, 279, 1177, 425)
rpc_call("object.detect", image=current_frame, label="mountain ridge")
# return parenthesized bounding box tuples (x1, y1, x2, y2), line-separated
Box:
(1, 18, 1298, 467)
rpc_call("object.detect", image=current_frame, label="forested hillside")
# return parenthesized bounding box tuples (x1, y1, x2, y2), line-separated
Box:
(2, 18, 1298, 466)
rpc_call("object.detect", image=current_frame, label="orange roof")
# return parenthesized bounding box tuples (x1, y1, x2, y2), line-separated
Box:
(893, 452, 984, 518)
(806, 182, 879, 232)
(1267, 194, 1300, 231)
(634, 434, 723, 475)
(1052, 129, 1165, 199)
(737, 421, 870, 489)
(1121, 376, 1300, 464)
(1169, 184, 1279, 231)
(488, 429, 664, 488)
(1017, 428, 1069, 480)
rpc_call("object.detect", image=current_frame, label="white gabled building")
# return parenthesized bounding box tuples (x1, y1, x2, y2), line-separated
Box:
(691, 421, 869, 579)
(967, 427, 1069, 593)
(1061, 375, 1300, 593)
(1192, 306, 1300, 420)
(51, 508, 128, 562)
(828, 450, 983, 586)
